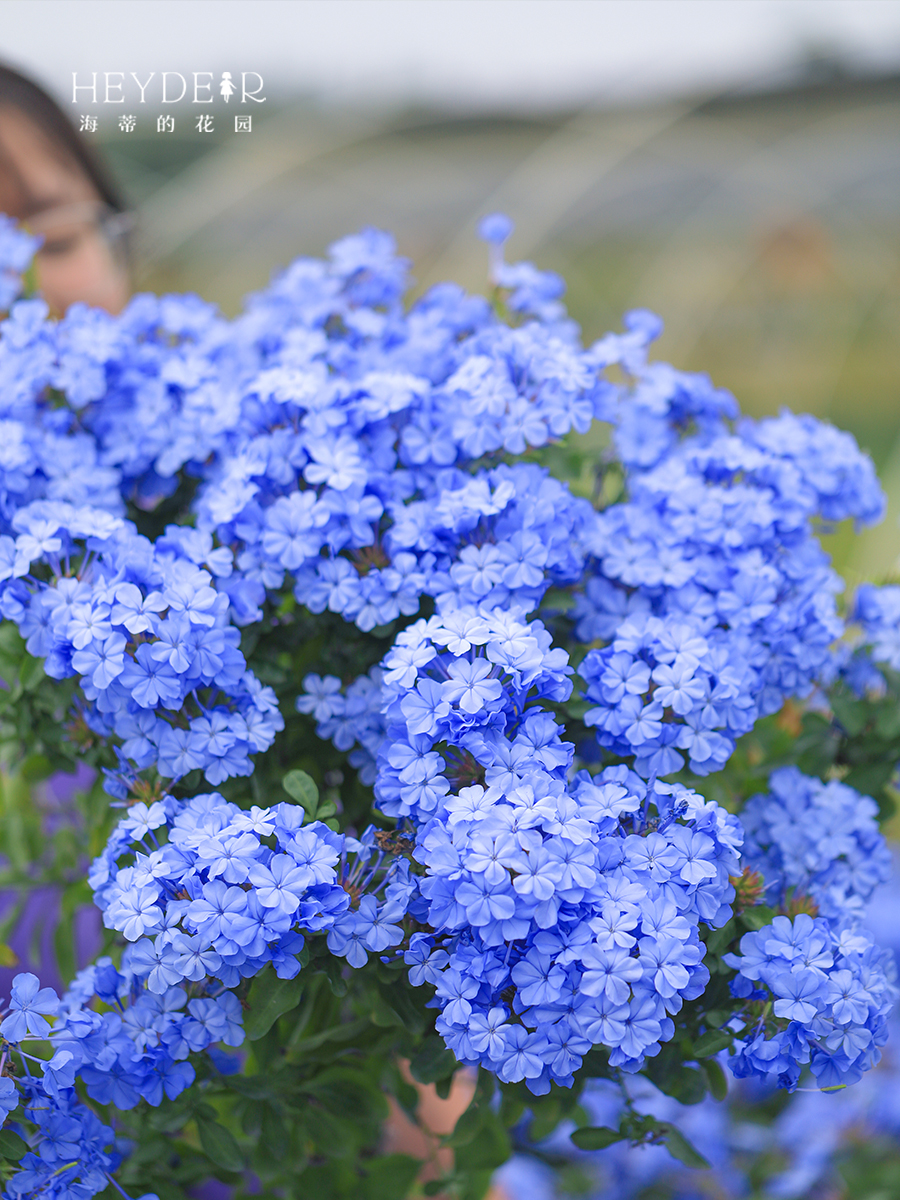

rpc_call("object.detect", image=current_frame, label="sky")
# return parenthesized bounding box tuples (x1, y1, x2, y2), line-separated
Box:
(3, 0, 900, 112)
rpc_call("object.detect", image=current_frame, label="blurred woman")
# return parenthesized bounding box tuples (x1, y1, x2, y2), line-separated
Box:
(0, 62, 131, 313)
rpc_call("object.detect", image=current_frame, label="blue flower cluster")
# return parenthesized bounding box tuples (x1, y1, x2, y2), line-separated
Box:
(0, 274, 237, 512)
(0, 223, 607, 635)
(190, 345, 600, 632)
(854, 582, 900, 672)
(0, 216, 40, 312)
(0, 785, 431, 1198)
(0, 952, 217, 1200)
(91, 791, 346, 987)
(721, 766, 896, 1092)
(498, 859, 900, 1200)
(0, 300, 122, 526)
(374, 606, 574, 820)
(357, 606, 741, 1091)
(740, 766, 891, 927)
(296, 667, 386, 784)
(828, 581, 900, 696)
(0, 212, 895, 1191)
(580, 610, 758, 777)
(0, 501, 282, 786)
(4, 1070, 123, 1200)
(575, 410, 882, 776)
(725, 913, 894, 1090)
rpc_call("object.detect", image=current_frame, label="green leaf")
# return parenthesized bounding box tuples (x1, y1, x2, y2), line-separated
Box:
(692, 1029, 733, 1057)
(303, 1066, 389, 1126)
(225, 1074, 279, 1102)
(18, 655, 44, 692)
(0, 1129, 27, 1160)
(282, 769, 318, 815)
(196, 1116, 244, 1172)
(739, 905, 777, 931)
(644, 1045, 707, 1105)
(458, 1168, 495, 1200)
(843, 762, 894, 800)
(528, 1097, 562, 1142)
(703, 919, 735, 957)
(359, 1153, 421, 1200)
(19, 754, 52, 783)
(245, 967, 305, 1040)
(302, 1104, 352, 1156)
(288, 1016, 370, 1057)
(409, 1036, 458, 1085)
(453, 1109, 510, 1172)
(570, 1126, 624, 1151)
(875, 705, 900, 740)
(260, 1103, 288, 1161)
(665, 1067, 708, 1106)
(499, 1089, 526, 1129)
(662, 1124, 710, 1169)
(831, 693, 868, 737)
(702, 1058, 728, 1101)
(444, 1103, 484, 1149)
(318, 956, 348, 997)
(0, 942, 18, 967)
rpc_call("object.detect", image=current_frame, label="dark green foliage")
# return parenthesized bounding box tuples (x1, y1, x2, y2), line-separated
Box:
(281, 768, 318, 810)
(244, 967, 308, 1040)
(570, 1126, 624, 1151)
(837, 1136, 900, 1200)
(0, 1131, 27, 1161)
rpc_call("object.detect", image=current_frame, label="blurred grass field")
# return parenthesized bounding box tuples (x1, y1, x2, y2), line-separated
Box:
(96, 66, 900, 581)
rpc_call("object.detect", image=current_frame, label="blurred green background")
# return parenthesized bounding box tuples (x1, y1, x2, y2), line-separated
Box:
(97, 64, 900, 584)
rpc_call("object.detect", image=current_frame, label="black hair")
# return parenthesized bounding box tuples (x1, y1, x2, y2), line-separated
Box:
(0, 61, 125, 217)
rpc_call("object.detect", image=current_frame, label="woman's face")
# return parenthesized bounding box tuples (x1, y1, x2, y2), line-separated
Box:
(0, 106, 130, 314)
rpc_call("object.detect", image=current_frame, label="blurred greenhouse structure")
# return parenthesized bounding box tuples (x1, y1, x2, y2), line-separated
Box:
(98, 60, 900, 580)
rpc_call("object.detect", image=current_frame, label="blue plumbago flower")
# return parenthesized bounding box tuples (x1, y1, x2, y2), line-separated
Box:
(0, 956, 217, 1197)
(725, 913, 895, 1091)
(0, 792, 383, 1195)
(0, 796, 428, 1196)
(298, 667, 386, 784)
(0, 215, 41, 311)
(0, 220, 611, 639)
(573, 410, 882, 777)
(740, 766, 891, 928)
(477, 213, 514, 247)
(2, 972, 59, 1042)
(852, 582, 900, 676)
(0, 501, 283, 788)
(316, 605, 742, 1094)
(91, 790, 348, 989)
(0, 213, 896, 1195)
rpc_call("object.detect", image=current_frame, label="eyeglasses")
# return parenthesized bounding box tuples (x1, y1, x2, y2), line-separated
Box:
(24, 201, 136, 263)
